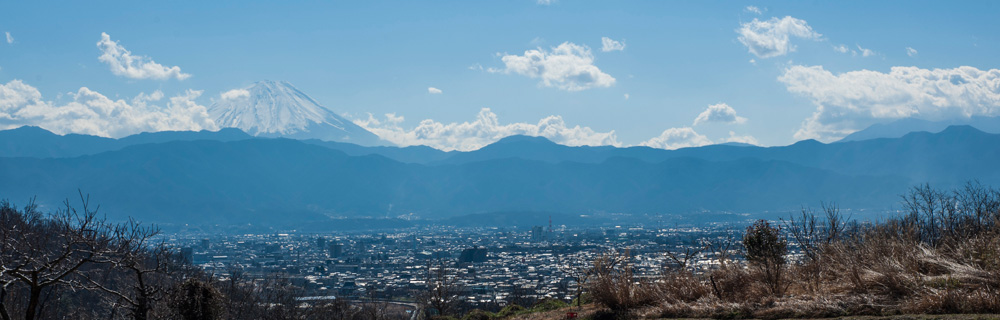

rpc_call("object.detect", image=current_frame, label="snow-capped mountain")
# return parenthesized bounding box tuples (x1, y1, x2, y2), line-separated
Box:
(208, 80, 383, 146)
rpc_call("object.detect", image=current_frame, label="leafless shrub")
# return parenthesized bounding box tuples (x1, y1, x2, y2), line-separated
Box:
(707, 266, 757, 303)
(586, 250, 659, 313)
(656, 270, 710, 304)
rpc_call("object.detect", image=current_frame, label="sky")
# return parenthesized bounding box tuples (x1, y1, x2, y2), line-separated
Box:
(1, 1, 999, 150)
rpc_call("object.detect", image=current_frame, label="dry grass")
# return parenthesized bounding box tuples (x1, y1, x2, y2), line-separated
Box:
(574, 183, 1000, 319)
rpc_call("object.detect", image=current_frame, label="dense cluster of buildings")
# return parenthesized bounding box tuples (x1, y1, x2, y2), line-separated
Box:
(167, 222, 740, 308)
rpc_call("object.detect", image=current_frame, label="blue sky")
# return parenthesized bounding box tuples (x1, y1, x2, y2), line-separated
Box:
(1, 1, 998, 150)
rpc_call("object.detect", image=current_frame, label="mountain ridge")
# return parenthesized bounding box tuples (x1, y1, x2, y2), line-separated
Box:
(1, 125, 997, 226)
(838, 116, 1000, 142)
(0, 138, 907, 225)
(208, 80, 383, 146)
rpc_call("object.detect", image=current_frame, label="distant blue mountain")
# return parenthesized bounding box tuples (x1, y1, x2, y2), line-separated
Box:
(838, 116, 1000, 142)
(0, 138, 906, 225)
(0, 126, 252, 158)
(1, 125, 998, 226)
(301, 139, 453, 164)
(422, 126, 1000, 185)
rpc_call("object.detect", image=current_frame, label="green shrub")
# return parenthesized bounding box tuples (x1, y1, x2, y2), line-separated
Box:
(496, 304, 526, 318)
(570, 292, 592, 306)
(743, 219, 787, 296)
(462, 309, 495, 320)
(530, 298, 569, 312)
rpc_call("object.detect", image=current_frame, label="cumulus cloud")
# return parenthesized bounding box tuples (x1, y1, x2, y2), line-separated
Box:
(737, 16, 821, 58)
(779, 65, 1000, 141)
(721, 131, 759, 145)
(537, 0, 555, 5)
(4, 32, 11, 44)
(220, 89, 250, 100)
(132, 90, 164, 104)
(906, 47, 918, 57)
(353, 108, 620, 151)
(97, 32, 191, 80)
(494, 42, 616, 91)
(833, 44, 849, 53)
(639, 126, 759, 149)
(693, 103, 747, 126)
(428, 87, 443, 94)
(0, 79, 216, 137)
(601, 37, 625, 52)
(745, 6, 763, 14)
(639, 127, 712, 150)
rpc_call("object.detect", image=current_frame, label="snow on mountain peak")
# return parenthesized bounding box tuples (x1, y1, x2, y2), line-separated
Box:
(208, 80, 383, 145)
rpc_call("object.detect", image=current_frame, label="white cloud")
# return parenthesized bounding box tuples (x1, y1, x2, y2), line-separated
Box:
(537, 0, 555, 5)
(693, 103, 748, 126)
(624, 93, 630, 100)
(428, 87, 443, 94)
(220, 89, 250, 100)
(639, 127, 712, 150)
(96, 32, 191, 80)
(721, 131, 759, 145)
(4, 32, 12, 44)
(737, 16, 822, 58)
(494, 42, 616, 91)
(856, 44, 876, 57)
(906, 47, 918, 57)
(353, 108, 620, 151)
(601, 37, 625, 52)
(779, 65, 1000, 141)
(745, 6, 763, 14)
(0, 79, 216, 137)
(834, 44, 876, 57)
(132, 90, 164, 104)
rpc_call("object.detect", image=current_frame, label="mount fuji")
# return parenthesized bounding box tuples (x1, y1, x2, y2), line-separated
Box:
(208, 80, 384, 146)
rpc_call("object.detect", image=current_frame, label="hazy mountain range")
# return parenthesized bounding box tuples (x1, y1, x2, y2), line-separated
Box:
(837, 116, 1000, 142)
(4, 79, 1000, 227)
(2, 124, 998, 227)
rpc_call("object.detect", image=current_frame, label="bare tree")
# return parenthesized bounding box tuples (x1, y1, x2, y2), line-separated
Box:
(168, 278, 224, 320)
(420, 259, 462, 317)
(704, 228, 738, 269)
(559, 259, 595, 308)
(782, 202, 848, 263)
(83, 218, 173, 320)
(0, 195, 113, 320)
(359, 287, 390, 320)
(664, 236, 704, 271)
